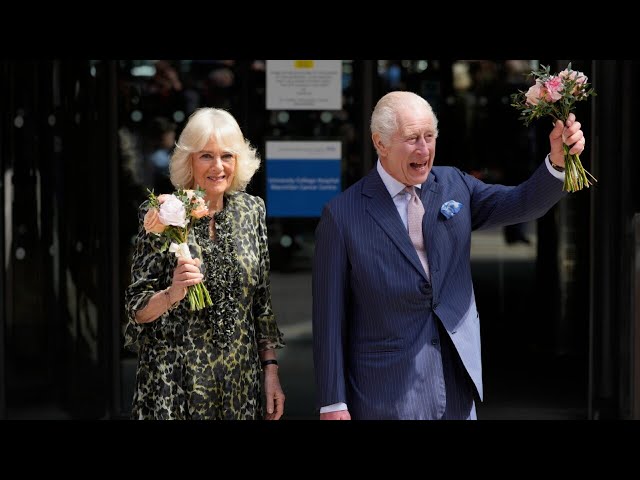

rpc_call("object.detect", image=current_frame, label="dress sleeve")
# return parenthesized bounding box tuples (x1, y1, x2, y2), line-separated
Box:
(123, 200, 171, 352)
(252, 196, 285, 351)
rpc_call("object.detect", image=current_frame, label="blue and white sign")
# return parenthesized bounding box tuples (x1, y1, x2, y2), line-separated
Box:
(266, 141, 342, 217)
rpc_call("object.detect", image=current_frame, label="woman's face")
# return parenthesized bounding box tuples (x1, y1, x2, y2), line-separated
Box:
(191, 136, 236, 201)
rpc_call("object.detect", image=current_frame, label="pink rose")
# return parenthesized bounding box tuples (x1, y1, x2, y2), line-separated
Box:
(184, 190, 196, 200)
(560, 69, 588, 95)
(525, 80, 544, 105)
(559, 69, 577, 81)
(190, 196, 209, 219)
(574, 72, 588, 96)
(544, 76, 563, 102)
(143, 207, 166, 234)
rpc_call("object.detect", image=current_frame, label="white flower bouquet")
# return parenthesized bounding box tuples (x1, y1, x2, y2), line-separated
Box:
(143, 187, 213, 311)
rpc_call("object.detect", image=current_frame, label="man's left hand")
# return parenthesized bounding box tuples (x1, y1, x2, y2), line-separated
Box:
(549, 112, 586, 167)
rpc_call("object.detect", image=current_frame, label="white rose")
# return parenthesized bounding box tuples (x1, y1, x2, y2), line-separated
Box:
(158, 194, 188, 227)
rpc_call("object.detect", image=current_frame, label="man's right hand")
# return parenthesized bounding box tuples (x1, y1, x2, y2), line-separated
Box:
(320, 410, 351, 420)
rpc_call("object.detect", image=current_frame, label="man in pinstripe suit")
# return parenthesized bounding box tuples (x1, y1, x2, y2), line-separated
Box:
(312, 91, 586, 420)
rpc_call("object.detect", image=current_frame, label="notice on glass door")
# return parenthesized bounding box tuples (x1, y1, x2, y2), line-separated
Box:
(266, 60, 342, 110)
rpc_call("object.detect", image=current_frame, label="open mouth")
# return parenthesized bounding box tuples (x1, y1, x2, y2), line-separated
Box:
(410, 160, 428, 172)
(207, 174, 226, 183)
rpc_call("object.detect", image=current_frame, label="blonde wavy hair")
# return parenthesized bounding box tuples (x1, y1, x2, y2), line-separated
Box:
(169, 108, 260, 192)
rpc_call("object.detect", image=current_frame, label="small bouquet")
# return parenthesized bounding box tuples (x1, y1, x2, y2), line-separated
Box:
(143, 187, 213, 311)
(511, 62, 596, 192)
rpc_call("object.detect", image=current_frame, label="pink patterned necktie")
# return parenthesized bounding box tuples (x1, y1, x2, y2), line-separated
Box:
(405, 186, 429, 278)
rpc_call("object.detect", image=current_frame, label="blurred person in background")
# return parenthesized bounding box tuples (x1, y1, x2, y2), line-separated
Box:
(145, 116, 176, 193)
(145, 60, 184, 120)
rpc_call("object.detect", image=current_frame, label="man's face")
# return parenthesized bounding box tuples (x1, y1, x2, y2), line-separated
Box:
(376, 105, 436, 186)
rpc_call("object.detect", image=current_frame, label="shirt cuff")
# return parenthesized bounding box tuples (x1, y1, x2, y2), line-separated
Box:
(545, 154, 566, 181)
(320, 402, 348, 414)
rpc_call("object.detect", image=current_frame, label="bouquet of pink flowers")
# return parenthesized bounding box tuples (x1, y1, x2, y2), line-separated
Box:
(511, 62, 596, 192)
(143, 187, 213, 311)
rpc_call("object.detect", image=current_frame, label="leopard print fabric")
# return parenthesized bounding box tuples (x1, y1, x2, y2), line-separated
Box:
(124, 192, 284, 419)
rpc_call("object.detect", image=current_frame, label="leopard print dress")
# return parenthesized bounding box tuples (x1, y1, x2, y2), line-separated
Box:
(124, 192, 284, 419)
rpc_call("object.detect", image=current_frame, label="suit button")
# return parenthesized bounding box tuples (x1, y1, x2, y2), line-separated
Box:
(433, 301, 439, 309)
(431, 338, 439, 346)
(420, 283, 429, 294)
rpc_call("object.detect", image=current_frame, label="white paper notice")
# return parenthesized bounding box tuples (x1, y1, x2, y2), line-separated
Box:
(266, 60, 342, 110)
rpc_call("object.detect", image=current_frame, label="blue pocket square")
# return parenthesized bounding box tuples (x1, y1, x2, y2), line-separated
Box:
(440, 200, 463, 219)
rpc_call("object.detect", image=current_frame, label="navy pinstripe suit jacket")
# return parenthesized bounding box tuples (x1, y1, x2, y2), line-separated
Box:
(312, 162, 565, 419)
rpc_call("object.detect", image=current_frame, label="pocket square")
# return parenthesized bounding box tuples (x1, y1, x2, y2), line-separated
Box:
(440, 200, 463, 219)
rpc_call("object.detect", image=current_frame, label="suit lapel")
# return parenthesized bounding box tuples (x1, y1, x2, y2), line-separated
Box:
(362, 170, 428, 280)
(420, 173, 442, 282)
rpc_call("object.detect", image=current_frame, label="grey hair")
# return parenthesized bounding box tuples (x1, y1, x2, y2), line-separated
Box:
(169, 108, 260, 192)
(370, 91, 439, 155)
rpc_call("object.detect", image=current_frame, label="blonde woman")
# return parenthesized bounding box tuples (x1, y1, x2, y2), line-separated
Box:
(125, 108, 285, 420)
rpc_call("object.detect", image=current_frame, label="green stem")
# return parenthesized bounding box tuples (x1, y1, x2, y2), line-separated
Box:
(562, 145, 595, 192)
(184, 283, 213, 311)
